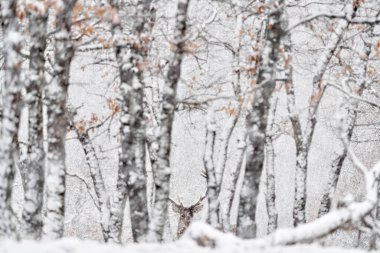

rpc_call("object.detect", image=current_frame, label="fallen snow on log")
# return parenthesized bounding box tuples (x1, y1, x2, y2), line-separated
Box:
(0, 223, 366, 253)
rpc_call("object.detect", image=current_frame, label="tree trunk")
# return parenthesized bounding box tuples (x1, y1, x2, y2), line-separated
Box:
(318, 24, 373, 218)
(292, 2, 359, 226)
(218, 108, 241, 232)
(203, 109, 219, 228)
(265, 95, 278, 234)
(0, 0, 23, 239)
(108, 0, 154, 243)
(77, 130, 110, 241)
(43, 0, 76, 239)
(148, 0, 191, 242)
(22, 1, 47, 239)
(238, 0, 284, 238)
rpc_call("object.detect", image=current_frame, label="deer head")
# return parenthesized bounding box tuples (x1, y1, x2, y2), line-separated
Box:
(170, 196, 205, 239)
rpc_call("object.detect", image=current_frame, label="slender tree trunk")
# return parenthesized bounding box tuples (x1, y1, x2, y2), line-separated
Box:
(292, 2, 358, 226)
(203, 109, 219, 228)
(108, 0, 154, 243)
(148, 0, 191, 242)
(76, 130, 110, 241)
(218, 107, 241, 232)
(43, 0, 76, 239)
(371, 182, 380, 249)
(219, 131, 246, 233)
(21, 2, 48, 239)
(238, 0, 284, 238)
(0, 0, 23, 239)
(318, 25, 373, 218)
(207, 3, 243, 231)
(265, 95, 278, 234)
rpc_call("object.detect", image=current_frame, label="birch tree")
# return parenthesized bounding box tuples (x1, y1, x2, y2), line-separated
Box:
(148, 0, 191, 242)
(318, 26, 373, 217)
(265, 94, 278, 234)
(203, 108, 219, 228)
(43, 0, 77, 239)
(21, 0, 48, 239)
(74, 120, 111, 241)
(0, 0, 23, 239)
(107, 0, 155, 243)
(238, 0, 285, 238)
(217, 2, 244, 232)
(288, 0, 360, 226)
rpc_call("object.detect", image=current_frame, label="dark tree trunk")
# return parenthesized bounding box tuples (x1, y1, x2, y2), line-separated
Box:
(108, 0, 155, 243)
(238, 0, 284, 238)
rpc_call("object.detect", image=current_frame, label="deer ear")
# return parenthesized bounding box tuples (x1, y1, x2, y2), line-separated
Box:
(192, 201, 204, 213)
(170, 199, 181, 213)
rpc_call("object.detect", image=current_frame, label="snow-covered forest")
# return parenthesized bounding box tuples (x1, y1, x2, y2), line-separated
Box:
(1, 0, 380, 252)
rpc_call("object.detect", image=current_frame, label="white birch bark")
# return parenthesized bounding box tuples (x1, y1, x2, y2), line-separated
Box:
(108, 0, 155, 243)
(0, 0, 23, 239)
(318, 28, 372, 217)
(203, 108, 219, 228)
(217, 4, 243, 231)
(43, 0, 77, 239)
(21, 1, 48, 239)
(76, 129, 110, 241)
(238, 0, 284, 238)
(292, 2, 358, 226)
(219, 131, 246, 234)
(265, 94, 278, 234)
(148, 0, 191, 242)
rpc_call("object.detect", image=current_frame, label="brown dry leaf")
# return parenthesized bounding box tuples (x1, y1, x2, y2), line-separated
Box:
(25, 3, 38, 13)
(220, 103, 238, 116)
(256, 4, 265, 14)
(141, 34, 152, 45)
(107, 97, 120, 115)
(375, 41, 380, 58)
(73, 3, 84, 16)
(13, 62, 22, 71)
(83, 25, 95, 36)
(90, 113, 99, 125)
(169, 42, 177, 52)
(98, 37, 112, 49)
(367, 66, 376, 78)
(75, 120, 86, 134)
(182, 41, 198, 55)
(16, 6, 26, 21)
(309, 89, 322, 104)
(94, 6, 107, 19)
(136, 61, 148, 72)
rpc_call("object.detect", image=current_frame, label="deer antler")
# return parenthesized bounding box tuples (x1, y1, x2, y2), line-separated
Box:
(169, 197, 178, 205)
(200, 169, 208, 179)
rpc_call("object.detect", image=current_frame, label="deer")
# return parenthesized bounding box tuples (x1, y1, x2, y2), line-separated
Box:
(170, 195, 206, 239)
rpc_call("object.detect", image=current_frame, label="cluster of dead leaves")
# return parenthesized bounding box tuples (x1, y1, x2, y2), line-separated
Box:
(375, 41, 380, 59)
(107, 97, 120, 116)
(74, 113, 101, 134)
(16, 1, 51, 20)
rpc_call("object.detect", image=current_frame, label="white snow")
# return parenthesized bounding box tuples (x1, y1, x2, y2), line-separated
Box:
(0, 223, 368, 253)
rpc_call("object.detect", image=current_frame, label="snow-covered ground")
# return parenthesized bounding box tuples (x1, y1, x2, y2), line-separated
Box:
(0, 223, 367, 253)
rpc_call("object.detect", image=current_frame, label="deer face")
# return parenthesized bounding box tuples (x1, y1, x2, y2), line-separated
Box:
(170, 196, 205, 239)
